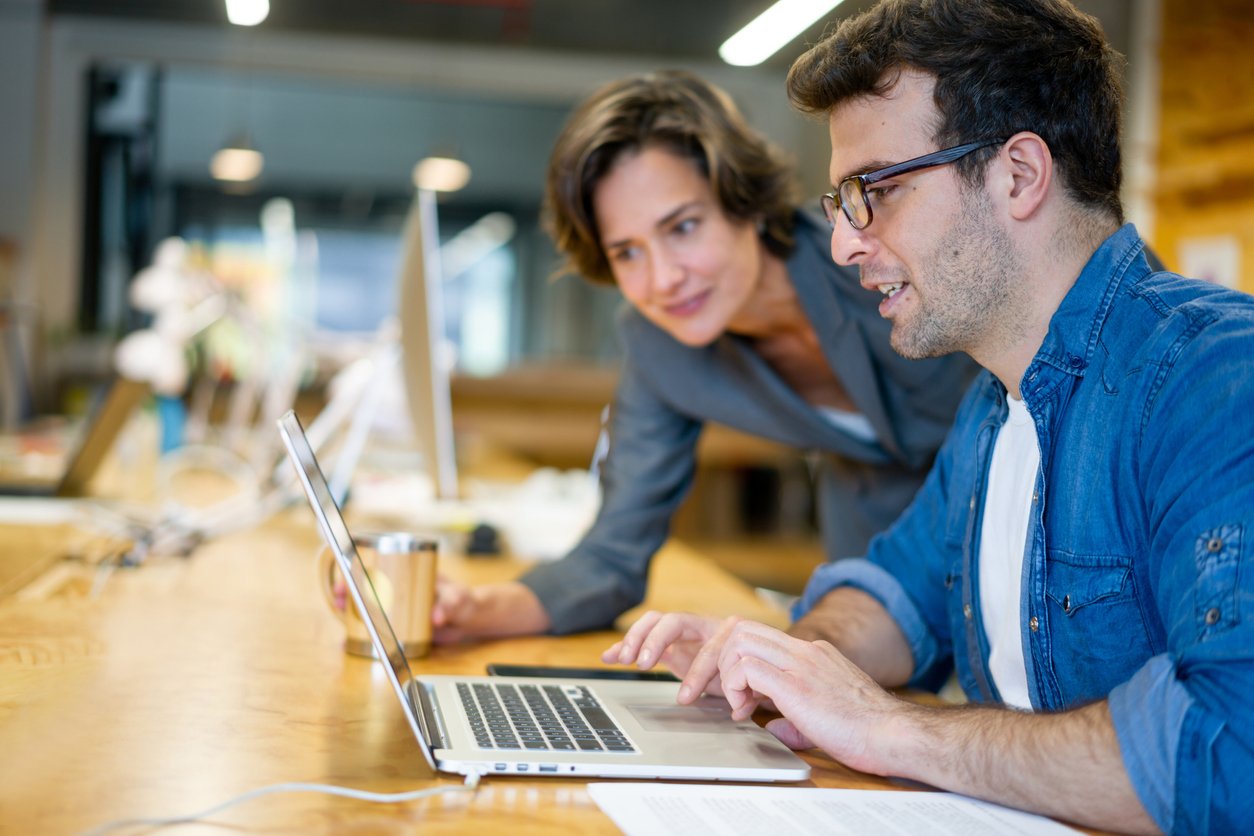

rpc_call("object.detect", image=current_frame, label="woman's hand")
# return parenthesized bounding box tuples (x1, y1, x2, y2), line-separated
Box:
(431, 579, 550, 643)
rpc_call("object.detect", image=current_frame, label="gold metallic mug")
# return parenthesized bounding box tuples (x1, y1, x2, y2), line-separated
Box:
(318, 532, 438, 659)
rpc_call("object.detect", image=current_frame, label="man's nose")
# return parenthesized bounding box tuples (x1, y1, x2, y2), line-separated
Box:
(830, 212, 871, 268)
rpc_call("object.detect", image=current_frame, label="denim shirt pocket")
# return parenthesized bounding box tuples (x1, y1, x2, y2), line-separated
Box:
(1044, 552, 1155, 701)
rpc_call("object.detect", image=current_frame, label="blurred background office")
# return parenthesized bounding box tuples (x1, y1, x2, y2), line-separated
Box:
(0, 0, 1249, 591)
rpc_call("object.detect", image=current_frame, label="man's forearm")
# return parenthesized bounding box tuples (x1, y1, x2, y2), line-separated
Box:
(789, 586, 914, 687)
(887, 699, 1157, 834)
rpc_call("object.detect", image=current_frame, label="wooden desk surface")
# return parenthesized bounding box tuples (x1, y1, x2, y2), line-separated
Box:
(0, 510, 1097, 835)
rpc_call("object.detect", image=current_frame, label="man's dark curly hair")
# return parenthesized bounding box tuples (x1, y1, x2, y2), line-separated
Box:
(787, 0, 1126, 223)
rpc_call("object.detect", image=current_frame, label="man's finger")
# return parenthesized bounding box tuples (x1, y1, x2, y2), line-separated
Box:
(677, 616, 740, 703)
(764, 717, 815, 751)
(606, 610, 663, 665)
(636, 613, 710, 669)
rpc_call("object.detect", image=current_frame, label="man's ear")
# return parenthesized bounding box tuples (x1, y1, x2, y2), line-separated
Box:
(1001, 131, 1052, 221)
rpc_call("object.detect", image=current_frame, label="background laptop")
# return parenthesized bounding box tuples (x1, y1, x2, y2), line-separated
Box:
(0, 378, 146, 497)
(277, 409, 810, 782)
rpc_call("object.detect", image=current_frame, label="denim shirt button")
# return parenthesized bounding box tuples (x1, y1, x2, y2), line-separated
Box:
(1205, 607, 1221, 626)
(1207, 537, 1224, 553)
(963, 603, 973, 620)
(1069, 356, 1084, 369)
(1029, 616, 1040, 632)
(944, 573, 954, 590)
(1062, 595, 1071, 613)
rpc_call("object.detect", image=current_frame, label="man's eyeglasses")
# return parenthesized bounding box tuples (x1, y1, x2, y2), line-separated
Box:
(821, 138, 1007, 231)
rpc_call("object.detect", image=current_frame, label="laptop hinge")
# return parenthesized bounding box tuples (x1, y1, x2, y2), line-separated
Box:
(410, 680, 450, 750)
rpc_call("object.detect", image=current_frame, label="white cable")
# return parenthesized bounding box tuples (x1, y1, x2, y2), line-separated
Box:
(78, 772, 481, 835)
(155, 443, 261, 506)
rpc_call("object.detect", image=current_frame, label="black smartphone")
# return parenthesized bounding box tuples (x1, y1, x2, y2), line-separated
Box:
(486, 663, 680, 682)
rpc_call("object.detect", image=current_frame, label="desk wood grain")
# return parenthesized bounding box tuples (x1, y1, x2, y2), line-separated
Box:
(0, 510, 1101, 835)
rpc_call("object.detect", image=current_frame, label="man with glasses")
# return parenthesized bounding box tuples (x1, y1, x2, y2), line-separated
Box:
(605, 1, 1254, 832)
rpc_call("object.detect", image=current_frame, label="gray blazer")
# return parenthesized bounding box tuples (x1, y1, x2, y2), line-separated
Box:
(521, 211, 978, 633)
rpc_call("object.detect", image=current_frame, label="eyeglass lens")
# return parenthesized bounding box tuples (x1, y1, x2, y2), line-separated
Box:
(821, 180, 871, 230)
(840, 179, 869, 229)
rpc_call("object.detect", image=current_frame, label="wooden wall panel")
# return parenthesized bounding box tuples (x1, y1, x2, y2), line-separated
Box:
(1154, 0, 1254, 293)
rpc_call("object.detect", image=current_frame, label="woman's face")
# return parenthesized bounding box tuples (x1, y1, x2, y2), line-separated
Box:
(592, 145, 764, 347)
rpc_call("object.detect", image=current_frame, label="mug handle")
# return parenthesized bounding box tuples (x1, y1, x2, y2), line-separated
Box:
(317, 545, 394, 618)
(317, 546, 348, 619)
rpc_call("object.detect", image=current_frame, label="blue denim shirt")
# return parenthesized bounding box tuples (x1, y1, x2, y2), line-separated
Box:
(794, 225, 1254, 834)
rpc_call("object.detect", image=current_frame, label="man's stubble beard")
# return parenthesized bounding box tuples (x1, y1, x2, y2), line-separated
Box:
(890, 188, 1024, 361)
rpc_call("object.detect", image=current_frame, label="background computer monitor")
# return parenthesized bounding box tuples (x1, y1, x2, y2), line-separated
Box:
(396, 188, 459, 501)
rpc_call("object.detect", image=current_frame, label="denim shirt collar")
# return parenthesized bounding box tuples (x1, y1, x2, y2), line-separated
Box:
(1025, 224, 1148, 392)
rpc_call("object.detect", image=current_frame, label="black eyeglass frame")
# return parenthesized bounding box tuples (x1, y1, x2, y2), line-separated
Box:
(821, 138, 1008, 230)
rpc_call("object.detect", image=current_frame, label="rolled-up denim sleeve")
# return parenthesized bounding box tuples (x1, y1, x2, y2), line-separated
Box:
(792, 557, 941, 687)
(1112, 310, 1254, 833)
(1107, 655, 1202, 833)
(1107, 634, 1252, 835)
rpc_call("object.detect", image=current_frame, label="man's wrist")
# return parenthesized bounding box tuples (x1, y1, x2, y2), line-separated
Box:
(876, 699, 944, 783)
(789, 586, 914, 686)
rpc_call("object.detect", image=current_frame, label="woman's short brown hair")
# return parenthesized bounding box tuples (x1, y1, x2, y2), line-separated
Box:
(544, 70, 798, 285)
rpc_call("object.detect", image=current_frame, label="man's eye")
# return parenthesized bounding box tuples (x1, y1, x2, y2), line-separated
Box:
(865, 184, 897, 202)
(673, 217, 698, 235)
(609, 247, 639, 263)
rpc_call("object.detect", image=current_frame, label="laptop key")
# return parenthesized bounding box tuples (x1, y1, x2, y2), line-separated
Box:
(578, 707, 618, 732)
(474, 681, 636, 757)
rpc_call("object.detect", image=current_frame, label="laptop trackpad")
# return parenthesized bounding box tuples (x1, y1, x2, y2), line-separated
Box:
(626, 704, 733, 732)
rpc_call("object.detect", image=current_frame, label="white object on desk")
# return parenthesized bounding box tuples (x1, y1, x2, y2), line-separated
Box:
(465, 468, 599, 561)
(588, 782, 1080, 836)
(0, 497, 86, 524)
(346, 466, 599, 561)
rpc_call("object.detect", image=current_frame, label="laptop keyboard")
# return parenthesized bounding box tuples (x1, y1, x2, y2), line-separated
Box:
(456, 682, 636, 753)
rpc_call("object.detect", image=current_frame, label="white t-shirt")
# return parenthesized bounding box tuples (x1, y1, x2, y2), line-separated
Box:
(817, 406, 877, 444)
(978, 395, 1040, 710)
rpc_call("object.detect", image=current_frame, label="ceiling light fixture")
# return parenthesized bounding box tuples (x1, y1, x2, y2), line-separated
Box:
(210, 134, 264, 182)
(412, 156, 472, 193)
(719, 0, 845, 67)
(225, 0, 270, 27)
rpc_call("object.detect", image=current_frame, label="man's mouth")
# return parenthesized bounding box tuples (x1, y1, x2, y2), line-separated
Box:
(871, 279, 910, 318)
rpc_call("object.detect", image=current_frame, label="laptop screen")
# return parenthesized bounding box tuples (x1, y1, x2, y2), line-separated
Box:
(276, 410, 428, 751)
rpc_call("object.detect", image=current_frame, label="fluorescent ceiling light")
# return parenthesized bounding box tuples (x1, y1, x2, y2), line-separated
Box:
(210, 140, 264, 182)
(719, 0, 845, 67)
(225, 0, 270, 26)
(412, 157, 472, 193)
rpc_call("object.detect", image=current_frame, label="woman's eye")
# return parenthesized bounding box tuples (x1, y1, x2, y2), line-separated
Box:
(673, 217, 698, 236)
(610, 247, 639, 263)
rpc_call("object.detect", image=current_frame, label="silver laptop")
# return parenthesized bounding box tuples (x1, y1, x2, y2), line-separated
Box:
(277, 409, 809, 782)
(0, 378, 146, 497)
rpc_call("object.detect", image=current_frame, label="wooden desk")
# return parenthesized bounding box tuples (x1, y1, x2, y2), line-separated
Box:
(0, 511, 1097, 834)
